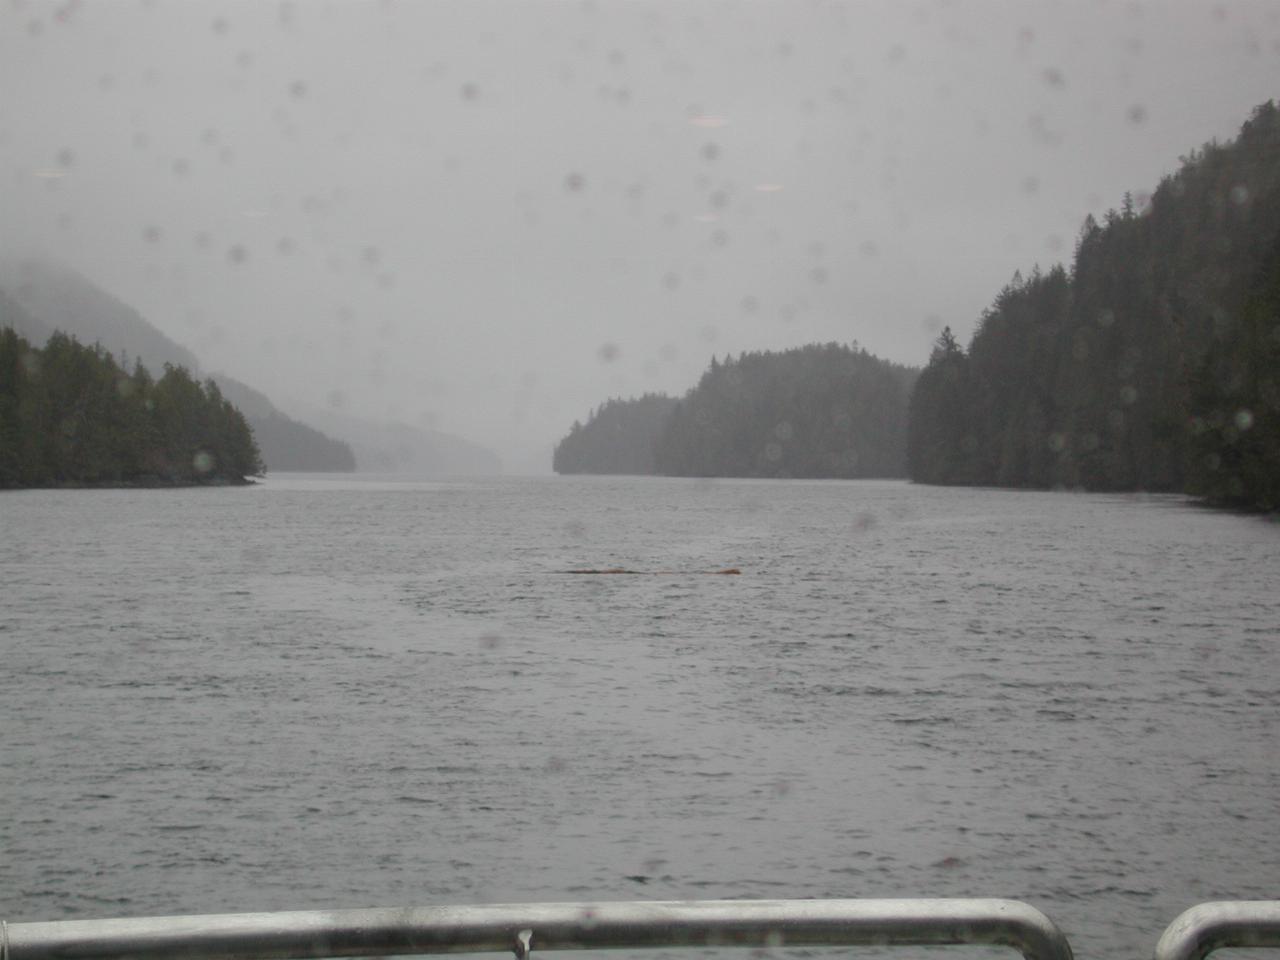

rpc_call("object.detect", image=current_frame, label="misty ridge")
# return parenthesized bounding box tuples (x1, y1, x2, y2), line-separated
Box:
(5, 1, 1279, 479)
(555, 101, 1280, 511)
(1, 1, 1277, 503)
(3, 100, 1279, 506)
(0, 260, 500, 482)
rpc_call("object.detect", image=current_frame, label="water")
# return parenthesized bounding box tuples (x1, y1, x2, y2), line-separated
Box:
(2, 476, 1278, 960)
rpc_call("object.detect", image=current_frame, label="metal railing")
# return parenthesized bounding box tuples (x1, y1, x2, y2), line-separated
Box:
(6, 897, 1280, 960)
(1156, 903, 1280, 960)
(2, 900, 1070, 960)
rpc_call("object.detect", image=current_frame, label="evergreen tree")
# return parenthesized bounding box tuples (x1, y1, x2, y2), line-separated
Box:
(905, 99, 1280, 509)
(0, 328, 263, 488)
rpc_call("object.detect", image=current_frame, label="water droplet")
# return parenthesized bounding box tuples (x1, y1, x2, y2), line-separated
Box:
(565, 172, 585, 192)
(1047, 433, 1067, 453)
(1234, 409, 1254, 431)
(1230, 184, 1250, 206)
(227, 244, 248, 265)
(764, 442, 782, 462)
(193, 451, 215, 474)
(597, 342, 619, 363)
(1126, 104, 1147, 125)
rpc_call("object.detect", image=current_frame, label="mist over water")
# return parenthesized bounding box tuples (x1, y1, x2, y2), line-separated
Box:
(3, 477, 1278, 960)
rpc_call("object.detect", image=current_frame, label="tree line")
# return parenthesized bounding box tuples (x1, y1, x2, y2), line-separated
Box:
(553, 393, 677, 474)
(0, 327, 264, 488)
(554, 344, 918, 478)
(908, 100, 1280, 510)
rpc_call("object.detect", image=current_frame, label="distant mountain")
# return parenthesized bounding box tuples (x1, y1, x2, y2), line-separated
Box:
(0, 260, 355, 473)
(213, 375, 356, 472)
(296, 405, 502, 476)
(0, 285, 51, 346)
(0, 260, 200, 372)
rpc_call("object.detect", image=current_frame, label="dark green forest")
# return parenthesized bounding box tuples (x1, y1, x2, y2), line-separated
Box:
(908, 100, 1280, 511)
(0, 327, 263, 488)
(0, 262, 357, 474)
(656, 345, 917, 478)
(555, 344, 918, 478)
(553, 393, 678, 474)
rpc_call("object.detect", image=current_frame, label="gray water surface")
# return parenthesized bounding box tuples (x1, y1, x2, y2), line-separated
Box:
(2, 476, 1278, 960)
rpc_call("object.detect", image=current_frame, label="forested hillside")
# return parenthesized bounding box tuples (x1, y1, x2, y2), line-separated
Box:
(656, 345, 918, 478)
(0, 328, 262, 487)
(908, 100, 1280, 510)
(0, 261, 356, 473)
(553, 394, 678, 474)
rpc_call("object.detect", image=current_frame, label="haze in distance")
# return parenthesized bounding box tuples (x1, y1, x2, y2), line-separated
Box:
(2, 0, 1278, 473)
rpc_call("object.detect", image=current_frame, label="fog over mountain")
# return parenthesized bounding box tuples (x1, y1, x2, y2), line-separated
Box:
(3, 1, 1277, 473)
(0, 260, 498, 475)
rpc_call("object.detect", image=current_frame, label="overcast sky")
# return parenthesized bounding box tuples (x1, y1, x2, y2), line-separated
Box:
(2, 0, 1277, 472)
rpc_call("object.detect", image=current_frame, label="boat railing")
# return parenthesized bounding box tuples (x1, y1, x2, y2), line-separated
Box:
(2, 898, 1278, 960)
(1155, 902, 1280, 960)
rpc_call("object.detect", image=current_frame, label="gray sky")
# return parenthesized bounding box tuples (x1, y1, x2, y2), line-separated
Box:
(2, 0, 1277, 473)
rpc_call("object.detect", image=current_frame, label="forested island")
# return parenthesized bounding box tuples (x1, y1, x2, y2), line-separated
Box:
(909, 100, 1280, 511)
(555, 344, 918, 478)
(0, 326, 263, 488)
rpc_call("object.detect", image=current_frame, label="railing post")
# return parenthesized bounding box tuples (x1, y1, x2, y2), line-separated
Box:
(1156, 902, 1280, 960)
